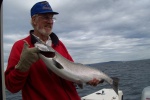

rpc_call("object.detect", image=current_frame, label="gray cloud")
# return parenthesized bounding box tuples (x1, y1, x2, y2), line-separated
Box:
(3, 0, 150, 66)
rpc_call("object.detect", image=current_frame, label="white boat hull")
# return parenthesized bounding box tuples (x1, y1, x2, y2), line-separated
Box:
(141, 86, 150, 100)
(81, 88, 123, 100)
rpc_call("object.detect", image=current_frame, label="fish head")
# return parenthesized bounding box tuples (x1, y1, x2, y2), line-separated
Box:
(35, 42, 55, 58)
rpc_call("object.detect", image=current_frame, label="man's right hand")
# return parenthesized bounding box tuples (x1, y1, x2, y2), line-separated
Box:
(15, 41, 40, 72)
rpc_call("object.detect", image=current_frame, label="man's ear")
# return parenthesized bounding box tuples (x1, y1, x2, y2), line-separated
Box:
(32, 16, 37, 25)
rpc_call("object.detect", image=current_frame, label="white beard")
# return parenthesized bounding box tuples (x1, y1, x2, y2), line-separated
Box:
(36, 26, 51, 36)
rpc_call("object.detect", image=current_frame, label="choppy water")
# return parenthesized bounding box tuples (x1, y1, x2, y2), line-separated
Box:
(5, 59, 150, 100)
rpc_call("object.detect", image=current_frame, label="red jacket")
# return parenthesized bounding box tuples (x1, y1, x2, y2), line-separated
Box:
(5, 31, 80, 100)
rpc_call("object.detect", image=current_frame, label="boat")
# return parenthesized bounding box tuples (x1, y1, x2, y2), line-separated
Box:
(141, 86, 150, 100)
(81, 88, 123, 100)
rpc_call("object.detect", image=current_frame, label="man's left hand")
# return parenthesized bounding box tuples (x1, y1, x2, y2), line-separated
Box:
(87, 78, 104, 86)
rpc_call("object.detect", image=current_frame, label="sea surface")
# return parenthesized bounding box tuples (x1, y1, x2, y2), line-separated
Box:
(5, 59, 150, 100)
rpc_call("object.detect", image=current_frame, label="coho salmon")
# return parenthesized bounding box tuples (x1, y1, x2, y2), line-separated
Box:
(34, 38, 119, 95)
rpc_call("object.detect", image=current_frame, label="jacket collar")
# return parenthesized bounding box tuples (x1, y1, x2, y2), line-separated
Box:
(30, 30, 59, 46)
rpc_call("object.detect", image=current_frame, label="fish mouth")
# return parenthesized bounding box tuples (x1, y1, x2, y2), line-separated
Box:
(40, 51, 55, 58)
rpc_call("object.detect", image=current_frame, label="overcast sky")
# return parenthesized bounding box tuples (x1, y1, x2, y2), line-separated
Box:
(3, 0, 150, 69)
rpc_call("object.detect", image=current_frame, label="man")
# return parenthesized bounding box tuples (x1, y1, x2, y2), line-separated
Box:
(5, 1, 100, 100)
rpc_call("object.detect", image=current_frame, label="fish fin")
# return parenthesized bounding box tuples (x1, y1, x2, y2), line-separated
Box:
(99, 79, 104, 84)
(77, 83, 84, 89)
(76, 80, 84, 89)
(52, 59, 64, 69)
(111, 77, 119, 95)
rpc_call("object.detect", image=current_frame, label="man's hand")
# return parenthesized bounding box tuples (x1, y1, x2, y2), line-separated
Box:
(87, 78, 104, 86)
(15, 41, 40, 72)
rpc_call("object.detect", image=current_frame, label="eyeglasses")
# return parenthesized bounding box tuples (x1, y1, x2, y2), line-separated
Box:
(37, 15, 56, 22)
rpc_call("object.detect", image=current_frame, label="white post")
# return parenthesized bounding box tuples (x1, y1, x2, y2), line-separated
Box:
(0, 2, 6, 100)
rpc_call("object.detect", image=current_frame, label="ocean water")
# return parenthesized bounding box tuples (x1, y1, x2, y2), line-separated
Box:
(5, 59, 150, 100)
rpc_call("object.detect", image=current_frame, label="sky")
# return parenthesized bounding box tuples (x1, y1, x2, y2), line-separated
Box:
(3, 0, 150, 69)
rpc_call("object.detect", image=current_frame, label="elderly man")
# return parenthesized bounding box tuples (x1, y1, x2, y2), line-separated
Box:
(5, 1, 100, 100)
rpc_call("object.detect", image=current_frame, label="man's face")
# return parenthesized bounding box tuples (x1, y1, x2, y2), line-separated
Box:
(33, 13, 55, 36)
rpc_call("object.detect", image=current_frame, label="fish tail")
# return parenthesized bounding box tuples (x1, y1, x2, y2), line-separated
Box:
(111, 77, 119, 95)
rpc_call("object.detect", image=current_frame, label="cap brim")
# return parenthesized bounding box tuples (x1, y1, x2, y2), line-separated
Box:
(38, 11, 59, 15)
